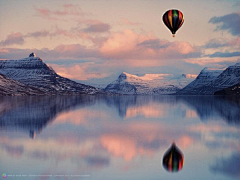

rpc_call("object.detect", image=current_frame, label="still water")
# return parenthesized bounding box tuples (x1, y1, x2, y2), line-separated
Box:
(0, 95, 239, 180)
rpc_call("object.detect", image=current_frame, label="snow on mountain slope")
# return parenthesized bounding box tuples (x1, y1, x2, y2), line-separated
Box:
(177, 63, 240, 95)
(176, 68, 224, 95)
(0, 54, 100, 95)
(0, 73, 44, 96)
(105, 72, 197, 94)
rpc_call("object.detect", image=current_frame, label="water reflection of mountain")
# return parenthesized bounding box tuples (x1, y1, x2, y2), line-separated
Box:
(178, 96, 240, 125)
(103, 95, 178, 118)
(103, 95, 240, 124)
(0, 96, 97, 138)
(0, 95, 239, 138)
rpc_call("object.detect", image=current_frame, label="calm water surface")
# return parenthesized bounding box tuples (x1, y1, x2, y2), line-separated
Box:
(0, 95, 239, 180)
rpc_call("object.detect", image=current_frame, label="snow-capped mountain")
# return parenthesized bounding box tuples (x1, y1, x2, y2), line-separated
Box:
(176, 68, 224, 95)
(0, 73, 44, 96)
(0, 53, 100, 95)
(105, 72, 197, 94)
(177, 63, 240, 95)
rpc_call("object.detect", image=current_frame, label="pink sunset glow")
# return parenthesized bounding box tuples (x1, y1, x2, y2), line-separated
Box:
(0, 0, 239, 83)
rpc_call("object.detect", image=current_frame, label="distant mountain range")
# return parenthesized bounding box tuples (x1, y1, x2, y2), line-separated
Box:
(0, 53, 239, 96)
(176, 63, 240, 95)
(105, 72, 197, 94)
(0, 54, 100, 95)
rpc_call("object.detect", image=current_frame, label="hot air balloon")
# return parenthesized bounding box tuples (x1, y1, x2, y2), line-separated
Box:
(162, 9, 184, 37)
(162, 142, 184, 172)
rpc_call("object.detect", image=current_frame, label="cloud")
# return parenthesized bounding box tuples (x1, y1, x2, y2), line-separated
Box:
(204, 39, 230, 49)
(0, 32, 24, 46)
(119, 18, 140, 26)
(100, 30, 201, 60)
(208, 51, 240, 58)
(0, 43, 99, 60)
(137, 39, 170, 49)
(84, 23, 110, 33)
(204, 38, 240, 49)
(209, 13, 240, 36)
(50, 64, 109, 81)
(25, 30, 50, 38)
(53, 44, 99, 58)
(185, 58, 239, 69)
(35, 4, 86, 20)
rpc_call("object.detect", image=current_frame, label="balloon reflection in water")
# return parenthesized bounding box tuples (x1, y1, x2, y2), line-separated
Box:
(162, 142, 184, 172)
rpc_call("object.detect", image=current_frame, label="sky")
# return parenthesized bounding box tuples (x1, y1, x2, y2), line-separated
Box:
(0, 0, 239, 86)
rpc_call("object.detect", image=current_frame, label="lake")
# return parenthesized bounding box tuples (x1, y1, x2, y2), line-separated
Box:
(0, 95, 239, 180)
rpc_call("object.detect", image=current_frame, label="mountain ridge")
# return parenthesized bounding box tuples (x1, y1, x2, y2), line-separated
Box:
(176, 63, 240, 95)
(0, 73, 45, 96)
(0, 54, 101, 95)
(105, 72, 197, 94)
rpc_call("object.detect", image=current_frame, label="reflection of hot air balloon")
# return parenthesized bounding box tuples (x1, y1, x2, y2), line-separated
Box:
(162, 9, 184, 37)
(162, 142, 184, 172)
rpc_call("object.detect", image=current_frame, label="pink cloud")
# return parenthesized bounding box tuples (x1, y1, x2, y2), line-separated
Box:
(35, 4, 87, 20)
(100, 30, 151, 57)
(25, 30, 50, 38)
(49, 63, 109, 81)
(0, 43, 99, 60)
(185, 57, 238, 66)
(0, 32, 24, 46)
(119, 18, 141, 26)
(53, 44, 99, 59)
(100, 30, 201, 60)
(204, 37, 240, 51)
(84, 23, 110, 33)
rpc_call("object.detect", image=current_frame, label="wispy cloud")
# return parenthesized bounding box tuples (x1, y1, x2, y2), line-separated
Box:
(185, 58, 239, 67)
(208, 51, 240, 58)
(0, 43, 99, 60)
(0, 33, 24, 46)
(25, 30, 50, 38)
(83, 23, 110, 33)
(118, 18, 140, 26)
(35, 4, 87, 20)
(209, 13, 240, 36)
(204, 37, 240, 49)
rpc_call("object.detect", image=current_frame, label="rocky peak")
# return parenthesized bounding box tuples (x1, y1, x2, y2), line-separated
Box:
(29, 52, 36, 57)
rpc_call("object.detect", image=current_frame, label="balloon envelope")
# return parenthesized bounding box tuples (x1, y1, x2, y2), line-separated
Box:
(162, 9, 184, 36)
(162, 142, 184, 172)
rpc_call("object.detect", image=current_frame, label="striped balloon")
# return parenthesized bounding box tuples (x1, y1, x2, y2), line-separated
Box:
(162, 9, 184, 37)
(162, 142, 184, 172)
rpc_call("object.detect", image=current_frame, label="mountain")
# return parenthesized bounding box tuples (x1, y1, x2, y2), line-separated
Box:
(177, 63, 240, 95)
(176, 68, 224, 95)
(0, 73, 44, 96)
(0, 54, 100, 95)
(105, 72, 197, 94)
(214, 83, 240, 95)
